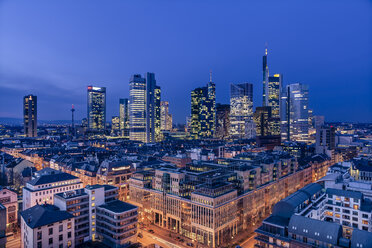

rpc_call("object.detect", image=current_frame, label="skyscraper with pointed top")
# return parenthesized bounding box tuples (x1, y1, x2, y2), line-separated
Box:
(262, 45, 269, 106)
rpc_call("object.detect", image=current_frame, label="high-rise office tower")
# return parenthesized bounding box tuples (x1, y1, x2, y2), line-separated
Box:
(119, 99, 130, 138)
(111, 116, 120, 136)
(229, 83, 254, 139)
(23, 95, 37, 137)
(87, 86, 106, 131)
(281, 83, 310, 142)
(316, 125, 336, 155)
(160, 101, 173, 131)
(190, 74, 216, 139)
(129, 73, 161, 143)
(154, 85, 162, 142)
(267, 74, 282, 118)
(262, 46, 269, 106)
(129, 74, 146, 142)
(253, 106, 281, 148)
(215, 103, 230, 139)
(313, 115, 325, 129)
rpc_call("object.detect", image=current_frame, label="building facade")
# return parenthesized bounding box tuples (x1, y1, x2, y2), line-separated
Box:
(23, 95, 37, 137)
(281, 83, 310, 142)
(119, 98, 130, 138)
(87, 86, 106, 131)
(0, 187, 18, 231)
(160, 101, 173, 131)
(190, 79, 216, 139)
(316, 125, 336, 155)
(129, 73, 161, 143)
(129, 152, 333, 247)
(111, 116, 120, 136)
(229, 83, 254, 139)
(254, 106, 281, 149)
(20, 204, 75, 248)
(215, 103, 230, 139)
(22, 169, 83, 210)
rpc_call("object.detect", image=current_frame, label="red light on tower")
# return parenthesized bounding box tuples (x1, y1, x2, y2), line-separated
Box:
(87, 86, 92, 90)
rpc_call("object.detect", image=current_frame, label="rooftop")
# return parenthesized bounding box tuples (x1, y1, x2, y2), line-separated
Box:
(20, 204, 73, 229)
(28, 172, 78, 186)
(98, 200, 137, 213)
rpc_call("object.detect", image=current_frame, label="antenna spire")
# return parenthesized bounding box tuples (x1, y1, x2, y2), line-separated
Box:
(265, 42, 268, 55)
(209, 70, 212, 82)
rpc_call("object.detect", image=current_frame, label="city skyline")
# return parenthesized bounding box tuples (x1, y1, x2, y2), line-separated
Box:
(0, 0, 371, 124)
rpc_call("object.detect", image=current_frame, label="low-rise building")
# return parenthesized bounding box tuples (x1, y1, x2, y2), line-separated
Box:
(0, 187, 18, 231)
(20, 204, 75, 248)
(22, 168, 83, 210)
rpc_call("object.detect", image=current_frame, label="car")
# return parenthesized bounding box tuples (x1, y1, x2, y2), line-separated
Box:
(148, 229, 155, 234)
(137, 233, 143, 238)
(179, 239, 184, 242)
(186, 243, 194, 247)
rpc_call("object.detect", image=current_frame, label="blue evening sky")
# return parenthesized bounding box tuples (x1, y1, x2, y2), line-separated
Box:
(0, 0, 371, 123)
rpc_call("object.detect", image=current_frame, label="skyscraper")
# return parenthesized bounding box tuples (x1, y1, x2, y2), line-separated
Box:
(281, 83, 310, 142)
(267, 74, 282, 118)
(316, 125, 336, 155)
(190, 74, 216, 139)
(129, 74, 146, 142)
(154, 85, 162, 142)
(262, 46, 269, 106)
(160, 101, 172, 131)
(229, 83, 254, 139)
(129, 73, 161, 143)
(119, 98, 130, 138)
(87, 86, 106, 131)
(23, 95, 37, 137)
(215, 103, 230, 139)
(253, 106, 281, 149)
(111, 116, 120, 136)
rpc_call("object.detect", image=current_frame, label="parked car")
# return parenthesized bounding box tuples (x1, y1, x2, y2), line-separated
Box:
(186, 243, 194, 247)
(137, 233, 143, 238)
(148, 229, 155, 234)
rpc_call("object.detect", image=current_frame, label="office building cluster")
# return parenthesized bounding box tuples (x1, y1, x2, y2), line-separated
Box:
(7, 45, 371, 248)
(188, 47, 314, 149)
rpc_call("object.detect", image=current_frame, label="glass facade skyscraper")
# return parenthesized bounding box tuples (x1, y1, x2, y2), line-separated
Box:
(119, 98, 130, 138)
(160, 101, 172, 131)
(190, 79, 216, 139)
(267, 74, 282, 118)
(87, 86, 106, 131)
(229, 83, 254, 139)
(129, 73, 161, 143)
(215, 103, 230, 139)
(281, 83, 310, 142)
(129, 74, 146, 142)
(23, 94, 37, 137)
